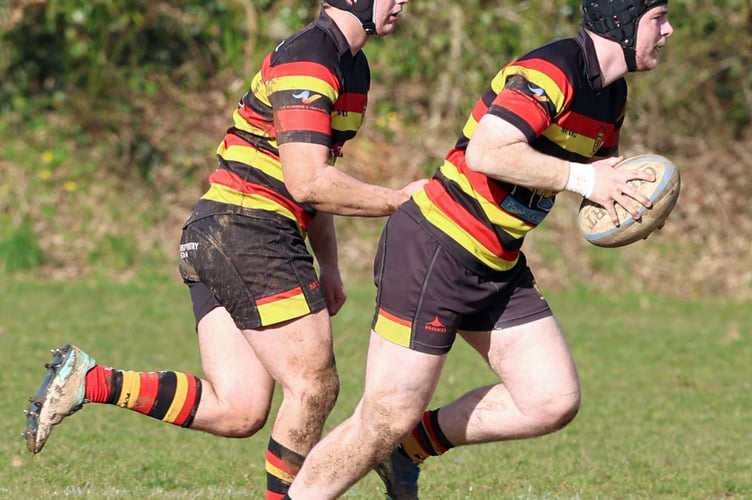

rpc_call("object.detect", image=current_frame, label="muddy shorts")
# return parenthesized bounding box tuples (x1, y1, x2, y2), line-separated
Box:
(372, 207, 553, 355)
(178, 209, 326, 330)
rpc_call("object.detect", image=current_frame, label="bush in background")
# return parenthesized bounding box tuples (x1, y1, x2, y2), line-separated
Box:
(0, 0, 750, 296)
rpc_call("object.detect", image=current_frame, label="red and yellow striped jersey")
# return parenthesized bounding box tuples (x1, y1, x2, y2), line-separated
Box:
(412, 28, 627, 273)
(200, 12, 370, 234)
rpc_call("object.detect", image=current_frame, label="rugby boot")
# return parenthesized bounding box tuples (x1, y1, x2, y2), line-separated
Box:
(374, 446, 420, 500)
(24, 344, 96, 454)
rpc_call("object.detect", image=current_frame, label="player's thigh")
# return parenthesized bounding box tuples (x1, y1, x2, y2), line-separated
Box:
(197, 306, 275, 405)
(242, 308, 336, 394)
(358, 331, 446, 432)
(461, 316, 579, 404)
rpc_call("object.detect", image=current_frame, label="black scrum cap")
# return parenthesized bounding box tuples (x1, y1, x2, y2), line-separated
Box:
(582, 0, 668, 71)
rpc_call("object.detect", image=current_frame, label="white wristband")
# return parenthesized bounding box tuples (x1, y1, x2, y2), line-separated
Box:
(565, 162, 595, 198)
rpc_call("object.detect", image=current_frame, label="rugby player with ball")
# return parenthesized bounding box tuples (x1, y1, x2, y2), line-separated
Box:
(286, 1, 676, 498)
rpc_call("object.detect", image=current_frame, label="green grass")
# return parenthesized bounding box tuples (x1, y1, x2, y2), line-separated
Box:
(1, 275, 750, 498)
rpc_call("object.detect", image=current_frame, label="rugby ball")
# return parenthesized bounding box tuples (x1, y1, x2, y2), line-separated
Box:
(577, 154, 681, 248)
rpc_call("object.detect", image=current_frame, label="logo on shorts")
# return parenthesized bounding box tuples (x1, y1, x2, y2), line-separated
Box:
(424, 315, 447, 333)
(179, 241, 198, 259)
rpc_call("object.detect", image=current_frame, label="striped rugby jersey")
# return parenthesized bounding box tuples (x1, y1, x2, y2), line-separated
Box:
(411, 28, 627, 273)
(199, 12, 369, 234)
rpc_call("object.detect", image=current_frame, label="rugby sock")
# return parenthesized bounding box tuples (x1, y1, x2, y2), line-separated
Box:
(400, 409, 454, 464)
(265, 437, 304, 500)
(84, 366, 202, 427)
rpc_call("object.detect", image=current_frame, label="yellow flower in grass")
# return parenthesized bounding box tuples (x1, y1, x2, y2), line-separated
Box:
(41, 151, 54, 164)
(63, 181, 77, 192)
(38, 169, 52, 180)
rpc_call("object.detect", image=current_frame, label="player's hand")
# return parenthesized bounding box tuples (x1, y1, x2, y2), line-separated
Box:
(399, 178, 429, 200)
(589, 156, 655, 226)
(319, 266, 346, 316)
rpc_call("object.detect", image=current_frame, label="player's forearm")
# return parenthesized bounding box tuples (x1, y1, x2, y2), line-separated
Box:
(468, 140, 570, 193)
(292, 166, 408, 216)
(307, 212, 339, 270)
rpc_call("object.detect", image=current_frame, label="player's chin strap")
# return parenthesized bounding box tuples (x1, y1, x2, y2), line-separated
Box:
(325, 0, 378, 35)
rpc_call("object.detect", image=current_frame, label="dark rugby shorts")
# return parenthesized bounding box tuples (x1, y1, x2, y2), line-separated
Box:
(372, 208, 552, 355)
(178, 210, 326, 330)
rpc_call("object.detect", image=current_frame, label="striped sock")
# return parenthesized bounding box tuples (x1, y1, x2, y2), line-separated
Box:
(400, 409, 454, 464)
(85, 366, 202, 427)
(265, 437, 304, 500)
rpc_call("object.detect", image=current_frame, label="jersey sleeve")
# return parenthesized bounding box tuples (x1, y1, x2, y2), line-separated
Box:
(266, 59, 341, 147)
(486, 58, 573, 143)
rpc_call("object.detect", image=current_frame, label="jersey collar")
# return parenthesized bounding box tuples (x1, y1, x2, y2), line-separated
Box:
(316, 11, 355, 58)
(575, 26, 604, 91)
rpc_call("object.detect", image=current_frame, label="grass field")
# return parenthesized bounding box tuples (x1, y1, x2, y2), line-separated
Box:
(1, 274, 750, 499)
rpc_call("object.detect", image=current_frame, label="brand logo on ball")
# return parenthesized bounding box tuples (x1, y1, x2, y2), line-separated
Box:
(628, 164, 658, 190)
(582, 204, 608, 231)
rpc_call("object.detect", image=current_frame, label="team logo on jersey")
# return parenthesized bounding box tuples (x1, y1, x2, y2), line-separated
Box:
(292, 90, 322, 104)
(592, 128, 606, 154)
(526, 83, 548, 103)
(329, 143, 344, 160)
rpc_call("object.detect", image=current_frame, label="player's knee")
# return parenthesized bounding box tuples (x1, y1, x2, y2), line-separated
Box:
(281, 362, 340, 425)
(366, 397, 423, 441)
(358, 414, 415, 451)
(210, 404, 271, 438)
(306, 365, 340, 415)
(227, 414, 270, 438)
(531, 389, 581, 433)
(550, 391, 580, 429)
